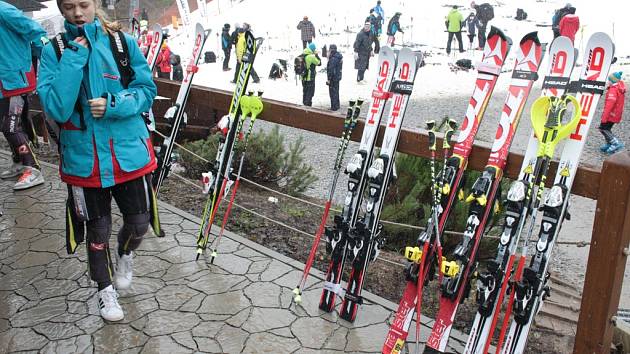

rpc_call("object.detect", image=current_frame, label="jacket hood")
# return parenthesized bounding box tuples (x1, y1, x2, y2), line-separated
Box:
(613, 80, 627, 93)
(303, 48, 314, 55)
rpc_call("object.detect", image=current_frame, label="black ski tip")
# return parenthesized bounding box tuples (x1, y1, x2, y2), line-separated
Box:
(521, 31, 540, 46)
(488, 26, 512, 47)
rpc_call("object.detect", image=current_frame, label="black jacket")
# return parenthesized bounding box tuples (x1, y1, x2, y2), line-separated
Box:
(327, 50, 343, 82)
(387, 15, 402, 36)
(354, 30, 373, 70)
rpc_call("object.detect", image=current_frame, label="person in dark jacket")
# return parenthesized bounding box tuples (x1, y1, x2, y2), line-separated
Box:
(327, 44, 343, 111)
(471, 1, 494, 49)
(465, 12, 479, 49)
(387, 12, 403, 46)
(354, 21, 373, 83)
(171, 54, 183, 81)
(367, 9, 381, 54)
(221, 23, 232, 71)
(297, 16, 316, 49)
(302, 43, 321, 106)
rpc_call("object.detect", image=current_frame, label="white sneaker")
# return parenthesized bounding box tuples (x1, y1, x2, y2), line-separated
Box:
(97, 285, 124, 321)
(13, 167, 44, 190)
(0, 162, 24, 179)
(114, 252, 133, 290)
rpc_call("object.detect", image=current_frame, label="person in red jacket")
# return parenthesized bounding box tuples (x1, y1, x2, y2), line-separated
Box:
(155, 42, 172, 79)
(559, 7, 580, 43)
(599, 71, 626, 154)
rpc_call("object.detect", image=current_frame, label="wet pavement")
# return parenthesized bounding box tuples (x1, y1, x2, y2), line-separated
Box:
(0, 151, 469, 353)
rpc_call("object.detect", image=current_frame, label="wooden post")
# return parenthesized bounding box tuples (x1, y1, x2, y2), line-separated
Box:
(574, 152, 630, 353)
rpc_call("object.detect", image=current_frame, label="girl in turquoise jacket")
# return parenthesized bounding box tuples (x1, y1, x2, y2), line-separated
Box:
(37, 0, 157, 322)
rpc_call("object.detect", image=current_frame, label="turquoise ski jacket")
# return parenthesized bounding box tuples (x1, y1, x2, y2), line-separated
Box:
(37, 19, 157, 188)
(0, 2, 46, 98)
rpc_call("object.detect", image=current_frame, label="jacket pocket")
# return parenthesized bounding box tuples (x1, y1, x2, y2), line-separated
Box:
(60, 133, 95, 177)
(112, 136, 151, 172)
(0, 70, 28, 91)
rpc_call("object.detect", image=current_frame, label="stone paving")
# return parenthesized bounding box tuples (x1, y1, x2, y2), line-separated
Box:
(0, 151, 469, 353)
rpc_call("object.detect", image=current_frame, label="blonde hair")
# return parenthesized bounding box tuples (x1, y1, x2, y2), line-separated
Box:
(57, 0, 122, 34)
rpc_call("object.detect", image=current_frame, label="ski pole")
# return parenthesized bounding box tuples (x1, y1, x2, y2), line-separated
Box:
(210, 91, 264, 264)
(293, 99, 363, 304)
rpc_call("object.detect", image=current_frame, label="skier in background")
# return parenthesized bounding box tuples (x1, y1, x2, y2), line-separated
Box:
(374, 0, 385, 25)
(386, 12, 403, 46)
(367, 8, 382, 54)
(445, 5, 464, 54)
(232, 23, 260, 83)
(0, 1, 46, 190)
(221, 23, 232, 71)
(171, 54, 183, 81)
(470, 1, 493, 49)
(558, 6, 579, 44)
(552, 3, 573, 38)
(37, 0, 158, 322)
(326, 44, 343, 111)
(297, 16, 316, 49)
(599, 71, 626, 154)
(156, 41, 172, 79)
(464, 12, 479, 50)
(301, 43, 321, 107)
(354, 21, 373, 83)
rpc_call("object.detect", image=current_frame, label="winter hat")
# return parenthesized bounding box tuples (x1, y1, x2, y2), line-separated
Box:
(224, 23, 230, 29)
(308, 43, 317, 52)
(609, 71, 623, 82)
(330, 44, 337, 51)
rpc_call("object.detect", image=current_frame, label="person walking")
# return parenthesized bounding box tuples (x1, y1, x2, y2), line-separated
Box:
(445, 5, 464, 54)
(301, 43, 321, 107)
(559, 6, 579, 43)
(386, 12, 403, 46)
(232, 23, 260, 83)
(354, 21, 373, 83)
(367, 9, 382, 54)
(155, 41, 172, 79)
(599, 71, 626, 154)
(470, 1, 494, 49)
(37, 0, 159, 322)
(464, 12, 479, 49)
(221, 23, 232, 71)
(0, 1, 47, 190)
(297, 16, 316, 49)
(326, 44, 343, 111)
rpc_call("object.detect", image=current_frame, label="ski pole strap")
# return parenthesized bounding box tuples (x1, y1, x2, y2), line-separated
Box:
(541, 76, 570, 90)
(477, 62, 502, 76)
(372, 90, 392, 99)
(390, 80, 414, 95)
(566, 79, 606, 95)
(512, 69, 539, 81)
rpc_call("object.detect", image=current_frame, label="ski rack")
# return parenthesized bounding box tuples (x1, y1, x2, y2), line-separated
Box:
(146, 79, 630, 354)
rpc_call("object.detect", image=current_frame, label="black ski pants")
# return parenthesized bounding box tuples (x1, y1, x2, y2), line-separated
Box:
(233, 62, 260, 83)
(0, 96, 38, 168)
(478, 22, 488, 48)
(302, 39, 312, 49)
(328, 80, 340, 111)
(447, 31, 464, 54)
(302, 80, 315, 106)
(222, 48, 231, 70)
(599, 122, 617, 144)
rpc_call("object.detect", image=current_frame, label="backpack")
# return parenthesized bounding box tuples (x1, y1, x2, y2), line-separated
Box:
(294, 53, 306, 76)
(516, 8, 528, 21)
(477, 3, 494, 23)
(47, 30, 134, 144)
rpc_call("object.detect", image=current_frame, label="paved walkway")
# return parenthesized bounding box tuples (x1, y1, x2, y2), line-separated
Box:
(0, 152, 469, 353)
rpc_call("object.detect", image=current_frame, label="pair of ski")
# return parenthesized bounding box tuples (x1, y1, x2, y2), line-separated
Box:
(195, 33, 265, 261)
(293, 46, 422, 321)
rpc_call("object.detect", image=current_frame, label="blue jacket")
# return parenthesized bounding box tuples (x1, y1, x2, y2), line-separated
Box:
(0, 2, 46, 98)
(37, 19, 157, 188)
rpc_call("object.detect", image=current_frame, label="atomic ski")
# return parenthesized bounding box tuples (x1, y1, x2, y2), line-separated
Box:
(319, 47, 397, 313)
(424, 31, 544, 354)
(340, 47, 422, 323)
(153, 23, 209, 195)
(499, 32, 614, 354)
(207, 91, 264, 264)
(292, 100, 363, 304)
(464, 35, 576, 354)
(196, 32, 263, 259)
(382, 26, 511, 354)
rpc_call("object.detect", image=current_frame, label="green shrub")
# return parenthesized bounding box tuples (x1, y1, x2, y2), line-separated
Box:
(177, 126, 317, 196)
